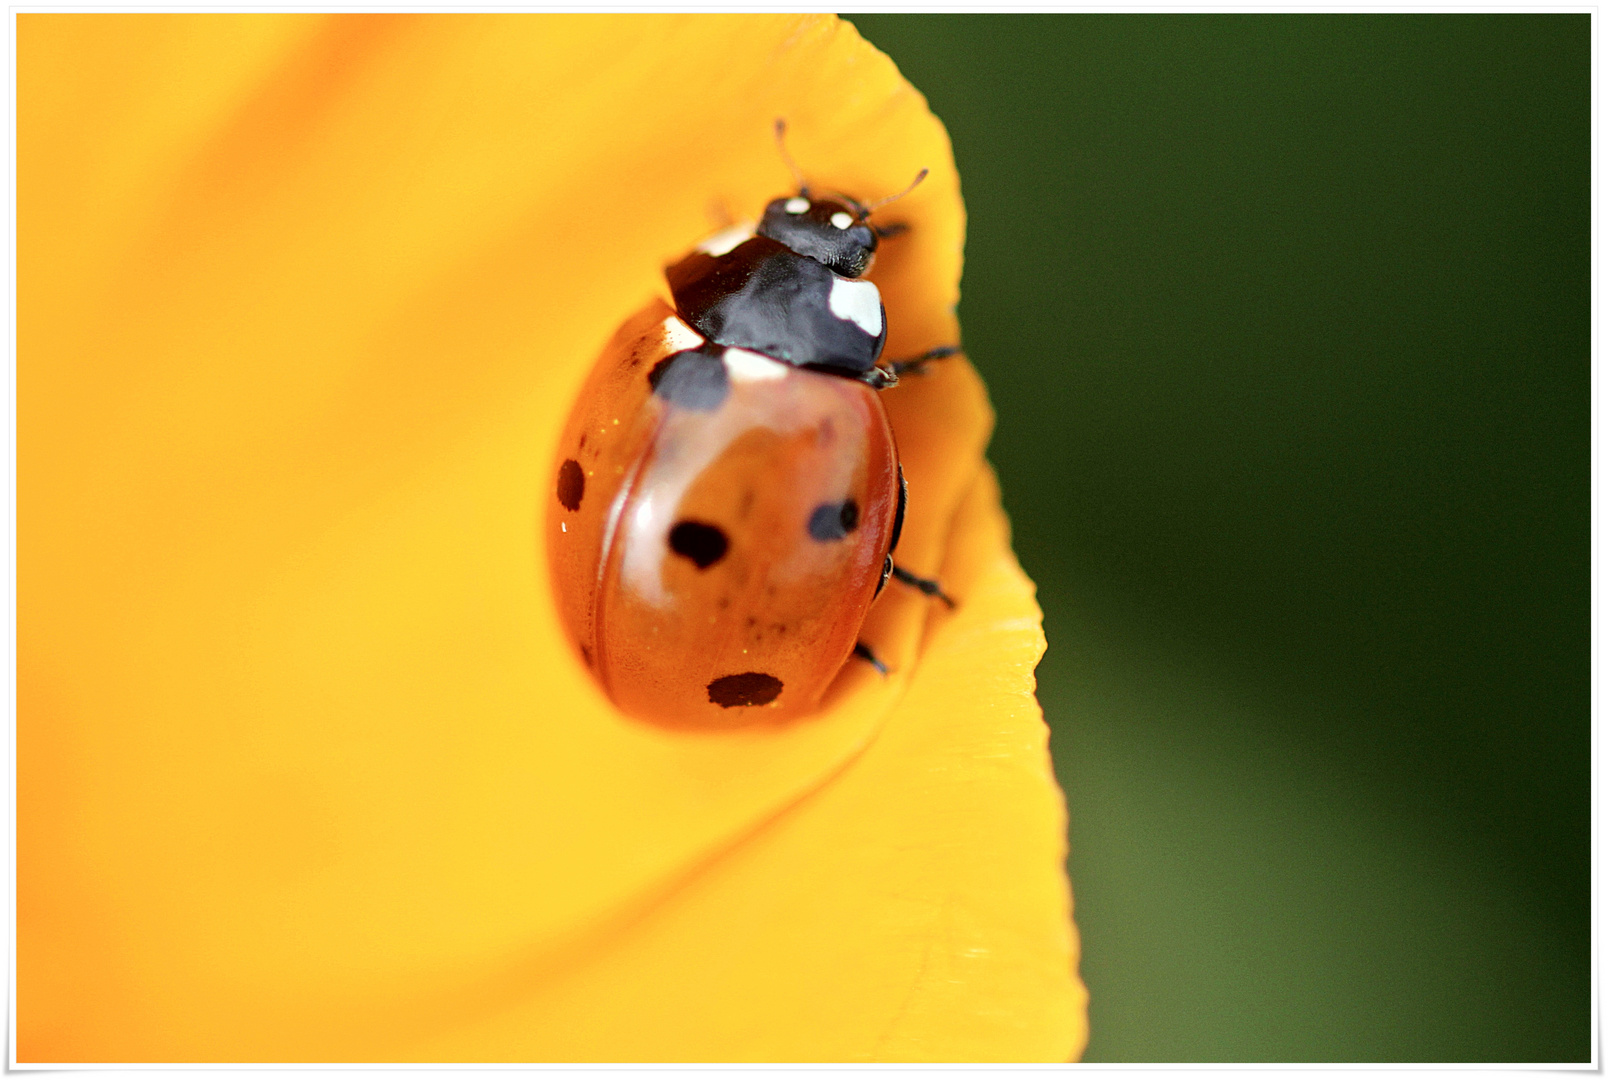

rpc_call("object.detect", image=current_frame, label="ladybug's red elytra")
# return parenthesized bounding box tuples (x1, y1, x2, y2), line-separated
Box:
(548, 122, 956, 725)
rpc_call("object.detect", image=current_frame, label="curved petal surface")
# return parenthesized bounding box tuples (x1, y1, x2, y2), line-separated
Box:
(18, 13, 1084, 1061)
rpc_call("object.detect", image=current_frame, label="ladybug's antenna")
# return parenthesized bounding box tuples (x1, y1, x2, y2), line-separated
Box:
(773, 118, 809, 195)
(859, 168, 929, 219)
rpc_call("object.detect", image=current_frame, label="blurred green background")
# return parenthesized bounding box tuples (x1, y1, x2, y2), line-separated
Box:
(847, 15, 1588, 1063)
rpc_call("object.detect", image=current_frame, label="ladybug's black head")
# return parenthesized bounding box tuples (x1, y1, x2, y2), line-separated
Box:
(757, 195, 879, 278)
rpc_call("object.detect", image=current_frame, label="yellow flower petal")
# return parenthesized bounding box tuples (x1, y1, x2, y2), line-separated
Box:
(19, 13, 1084, 1061)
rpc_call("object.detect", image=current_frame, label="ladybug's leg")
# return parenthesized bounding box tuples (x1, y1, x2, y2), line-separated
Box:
(855, 347, 960, 390)
(887, 346, 959, 378)
(880, 465, 956, 606)
(881, 466, 955, 606)
(891, 564, 957, 608)
(852, 641, 890, 676)
(856, 366, 899, 390)
(889, 466, 908, 552)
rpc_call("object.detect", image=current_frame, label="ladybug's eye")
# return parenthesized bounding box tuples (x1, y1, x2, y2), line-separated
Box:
(830, 211, 855, 230)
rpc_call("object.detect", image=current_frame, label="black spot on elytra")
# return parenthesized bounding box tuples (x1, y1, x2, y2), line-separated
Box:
(707, 672, 784, 708)
(669, 520, 729, 569)
(649, 347, 728, 411)
(556, 459, 585, 511)
(808, 498, 860, 542)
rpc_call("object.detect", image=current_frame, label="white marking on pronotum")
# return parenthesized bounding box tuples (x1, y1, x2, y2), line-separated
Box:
(828, 277, 883, 336)
(697, 222, 754, 256)
(661, 316, 704, 353)
(723, 348, 789, 383)
(830, 211, 853, 230)
(785, 197, 810, 214)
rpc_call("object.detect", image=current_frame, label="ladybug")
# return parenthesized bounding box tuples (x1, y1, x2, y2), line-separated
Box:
(548, 122, 955, 725)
